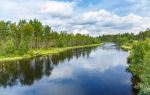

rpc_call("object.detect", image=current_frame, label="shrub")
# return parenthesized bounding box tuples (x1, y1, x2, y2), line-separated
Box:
(18, 41, 28, 55)
(4, 40, 16, 56)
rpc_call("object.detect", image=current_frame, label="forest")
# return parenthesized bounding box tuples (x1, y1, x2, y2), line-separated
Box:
(99, 30, 150, 95)
(0, 19, 100, 58)
(99, 28, 150, 44)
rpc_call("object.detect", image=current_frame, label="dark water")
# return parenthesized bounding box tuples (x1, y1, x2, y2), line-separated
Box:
(0, 43, 138, 95)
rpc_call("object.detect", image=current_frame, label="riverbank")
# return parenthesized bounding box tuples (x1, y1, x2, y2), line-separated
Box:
(121, 41, 150, 95)
(0, 44, 101, 62)
(121, 44, 132, 51)
(119, 42, 133, 51)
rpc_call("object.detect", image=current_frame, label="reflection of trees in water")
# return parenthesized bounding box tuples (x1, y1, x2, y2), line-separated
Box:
(126, 62, 140, 95)
(51, 47, 97, 65)
(0, 46, 97, 87)
(131, 75, 140, 95)
(101, 44, 123, 52)
(0, 57, 53, 87)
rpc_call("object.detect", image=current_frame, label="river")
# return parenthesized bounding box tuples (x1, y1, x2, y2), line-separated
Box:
(0, 43, 138, 95)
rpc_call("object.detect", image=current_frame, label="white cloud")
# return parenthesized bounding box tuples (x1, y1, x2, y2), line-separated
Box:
(40, 1, 74, 17)
(0, 0, 75, 20)
(0, 0, 150, 36)
(69, 10, 150, 36)
(73, 29, 89, 35)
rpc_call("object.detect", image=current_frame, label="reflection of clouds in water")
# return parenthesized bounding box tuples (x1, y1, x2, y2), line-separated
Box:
(50, 47, 128, 79)
(121, 78, 131, 85)
(0, 78, 83, 95)
(50, 65, 74, 80)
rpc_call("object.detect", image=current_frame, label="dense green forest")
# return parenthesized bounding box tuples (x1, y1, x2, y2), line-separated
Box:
(99, 30, 150, 95)
(0, 19, 100, 57)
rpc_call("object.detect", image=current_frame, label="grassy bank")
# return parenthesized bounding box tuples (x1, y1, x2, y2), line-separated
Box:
(0, 44, 101, 62)
(118, 40, 150, 95)
(120, 43, 132, 51)
(126, 40, 150, 95)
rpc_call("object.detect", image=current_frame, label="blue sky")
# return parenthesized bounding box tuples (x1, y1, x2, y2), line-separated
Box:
(76, 0, 132, 15)
(0, 0, 150, 36)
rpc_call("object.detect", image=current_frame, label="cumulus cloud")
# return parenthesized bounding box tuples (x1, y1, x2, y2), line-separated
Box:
(40, 1, 75, 18)
(0, 0, 150, 36)
(73, 29, 89, 35)
(68, 10, 150, 35)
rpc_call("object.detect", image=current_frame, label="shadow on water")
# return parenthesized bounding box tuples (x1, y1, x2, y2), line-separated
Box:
(0, 43, 140, 95)
(131, 76, 140, 95)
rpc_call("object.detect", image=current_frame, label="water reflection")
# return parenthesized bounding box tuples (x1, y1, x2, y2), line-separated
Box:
(0, 44, 138, 95)
(0, 47, 97, 87)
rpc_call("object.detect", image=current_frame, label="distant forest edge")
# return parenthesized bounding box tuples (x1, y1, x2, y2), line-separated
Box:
(99, 28, 150, 43)
(0, 19, 100, 58)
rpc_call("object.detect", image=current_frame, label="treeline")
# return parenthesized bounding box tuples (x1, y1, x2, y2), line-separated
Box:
(0, 19, 99, 57)
(99, 29, 150, 43)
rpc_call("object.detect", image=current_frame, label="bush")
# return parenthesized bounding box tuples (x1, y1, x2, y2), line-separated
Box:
(4, 40, 16, 56)
(18, 41, 28, 55)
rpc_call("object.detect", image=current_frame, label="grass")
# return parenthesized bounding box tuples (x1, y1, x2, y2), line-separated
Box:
(121, 44, 132, 50)
(120, 42, 133, 51)
(0, 44, 101, 62)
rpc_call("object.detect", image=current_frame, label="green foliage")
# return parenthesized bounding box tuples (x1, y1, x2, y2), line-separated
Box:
(128, 41, 150, 95)
(18, 41, 28, 55)
(3, 40, 16, 56)
(131, 42, 145, 64)
(0, 19, 100, 57)
(99, 30, 150, 44)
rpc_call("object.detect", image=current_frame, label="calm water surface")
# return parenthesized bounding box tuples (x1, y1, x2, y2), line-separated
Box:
(0, 43, 138, 95)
